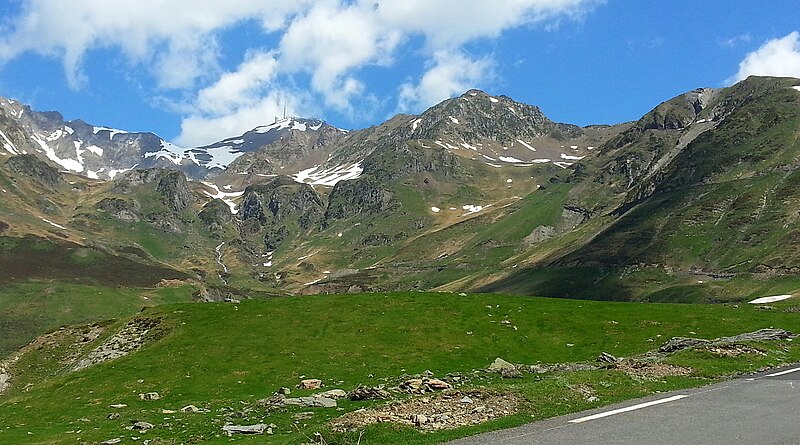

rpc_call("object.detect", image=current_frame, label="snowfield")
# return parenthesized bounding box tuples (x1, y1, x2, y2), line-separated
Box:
(749, 295, 793, 304)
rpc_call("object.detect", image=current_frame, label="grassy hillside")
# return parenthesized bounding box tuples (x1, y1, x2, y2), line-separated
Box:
(0, 235, 198, 356)
(2, 292, 799, 444)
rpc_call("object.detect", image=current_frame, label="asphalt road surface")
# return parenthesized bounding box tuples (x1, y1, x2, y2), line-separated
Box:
(447, 365, 800, 445)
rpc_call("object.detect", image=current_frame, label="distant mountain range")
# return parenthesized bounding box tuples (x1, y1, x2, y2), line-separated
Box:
(1, 76, 799, 303)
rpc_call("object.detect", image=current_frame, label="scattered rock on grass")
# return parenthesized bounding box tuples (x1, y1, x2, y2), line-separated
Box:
(130, 421, 154, 431)
(180, 404, 208, 413)
(597, 352, 620, 364)
(318, 389, 347, 399)
(222, 423, 270, 436)
(283, 396, 338, 408)
(426, 379, 452, 390)
(487, 357, 522, 378)
(718, 329, 795, 343)
(349, 385, 391, 401)
(659, 337, 710, 353)
(297, 379, 322, 390)
(139, 392, 161, 401)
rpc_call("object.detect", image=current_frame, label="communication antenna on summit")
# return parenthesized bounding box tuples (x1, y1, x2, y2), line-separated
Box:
(283, 101, 287, 120)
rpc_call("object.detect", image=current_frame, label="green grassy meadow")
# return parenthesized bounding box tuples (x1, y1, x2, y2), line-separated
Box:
(2, 292, 799, 445)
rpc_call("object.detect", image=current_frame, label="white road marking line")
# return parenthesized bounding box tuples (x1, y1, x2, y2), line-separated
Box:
(568, 395, 688, 424)
(766, 367, 800, 378)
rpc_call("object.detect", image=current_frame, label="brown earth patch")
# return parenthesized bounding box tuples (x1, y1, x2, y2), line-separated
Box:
(616, 361, 692, 379)
(331, 390, 523, 433)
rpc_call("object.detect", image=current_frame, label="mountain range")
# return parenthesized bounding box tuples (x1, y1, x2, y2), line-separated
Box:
(1, 76, 799, 303)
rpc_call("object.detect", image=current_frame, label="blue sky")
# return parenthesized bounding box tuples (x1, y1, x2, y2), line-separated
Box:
(0, 0, 799, 147)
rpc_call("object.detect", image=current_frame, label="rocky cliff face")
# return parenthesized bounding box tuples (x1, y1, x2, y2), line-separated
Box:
(4, 154, 62, 187)
(324, 176, 399, 222)
(239, 176, 326, 250)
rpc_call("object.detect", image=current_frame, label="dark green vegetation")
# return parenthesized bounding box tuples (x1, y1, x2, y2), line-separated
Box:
(1, 292, 799, 444)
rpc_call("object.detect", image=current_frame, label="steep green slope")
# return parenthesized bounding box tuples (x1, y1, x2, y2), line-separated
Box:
(480, 77, 800, 301)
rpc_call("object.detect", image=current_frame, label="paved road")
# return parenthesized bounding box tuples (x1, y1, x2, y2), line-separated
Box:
(447, 365, 800, 445)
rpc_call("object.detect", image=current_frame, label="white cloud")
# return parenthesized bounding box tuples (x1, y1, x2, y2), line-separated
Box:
(0, 0, 310, 89)
(278, 2, 403, 111)
(377, 0, 598, 49)
(174, 51, 316, 146)
(0, 0, 600, 143)
(730, 31, 800, 83)
(398, 52, 495, 112)
(175, 91, 312, 147)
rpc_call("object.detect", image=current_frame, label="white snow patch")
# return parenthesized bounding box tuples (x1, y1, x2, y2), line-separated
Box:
(482, 155, 496, 161)
(460, 142, 478, 151)
(86, 170, 99, 179)
(749, 294, 793, 304)
(489, 97, 499, 103)
(792, 86, 800, 92)
(431, 206, 441, 213)
(462, 204, 484, 214)
(449, 117, 460, 125)
(31, 134, 84, 172)
(517, 140, 536, 151)
(203, 145, 247, 169)
(499, 156, 525, 164)
(46, 129, 63, 142)
(411, 118, 422, 131)
(201, 181, 244, 214)
(570, 145, 578, 149)
(41, 218, 67, 230)
(587, 146, 595, 150)
(485, 162, 502, 168)
(0, 130, 18, 154)
(554, 161, 574, 169)
(531, 159, 551, 164)
(108, 166, 136, 179)
(86, 145, 104, 156)
(337, 233, 343, 238)
(92, 126, 126, 140)
(254, 118, 314, 134)
(261, 251, 274, 268)
(561, 153, 585, 160)
(292, 163, 363, 187)
(144, 149, 183, 165)
(64, 125, 74, 135)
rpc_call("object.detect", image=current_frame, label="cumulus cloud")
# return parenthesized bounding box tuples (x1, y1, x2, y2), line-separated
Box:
(174, 51, 318, 146)
(0, 0, 600, 143)
(398, 52, 495, 112)
(279, 2, 403, 111)
(730, 31, 800, 83)
(0, 0, 310, 89)
(176, 91, 311, 147)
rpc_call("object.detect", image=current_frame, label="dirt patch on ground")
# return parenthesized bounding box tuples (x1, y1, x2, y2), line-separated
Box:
(331, 390, 523, 433)
(616, 361, 692, 379)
